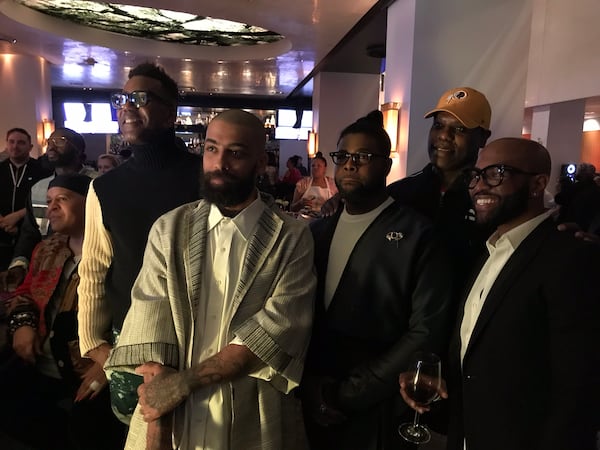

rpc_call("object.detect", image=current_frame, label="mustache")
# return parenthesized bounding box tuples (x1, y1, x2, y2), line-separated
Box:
(204, 170, 241, 183)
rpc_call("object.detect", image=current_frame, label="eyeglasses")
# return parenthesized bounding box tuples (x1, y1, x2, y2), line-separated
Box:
(329, 151, 388, 166)
(110, 90, 170, 109)
(47, 136, 68, 148)
(465, 164, 539, 189)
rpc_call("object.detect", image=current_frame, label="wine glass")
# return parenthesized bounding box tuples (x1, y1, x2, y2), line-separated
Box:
(398, 352, 442, 444)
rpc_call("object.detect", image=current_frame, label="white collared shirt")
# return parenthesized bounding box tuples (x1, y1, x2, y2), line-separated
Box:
(182, 197, 265, 450)
(459, 211, 551, 363)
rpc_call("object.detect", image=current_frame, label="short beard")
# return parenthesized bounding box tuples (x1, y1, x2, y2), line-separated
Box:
(337, 180, 386, 205)
(202, 169, 257, 209)
(477, 184, 530, 229)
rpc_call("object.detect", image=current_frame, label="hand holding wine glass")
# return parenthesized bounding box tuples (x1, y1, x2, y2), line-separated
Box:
(398, 352, 445, 444)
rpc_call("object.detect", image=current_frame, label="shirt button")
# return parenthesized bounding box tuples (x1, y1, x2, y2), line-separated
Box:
(57, 360, 64, 367)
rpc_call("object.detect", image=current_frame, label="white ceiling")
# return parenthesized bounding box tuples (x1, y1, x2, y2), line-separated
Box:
(0, 0, 387, 100)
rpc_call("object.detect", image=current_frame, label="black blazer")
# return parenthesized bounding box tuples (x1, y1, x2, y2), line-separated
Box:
(446, 218, 600, 450)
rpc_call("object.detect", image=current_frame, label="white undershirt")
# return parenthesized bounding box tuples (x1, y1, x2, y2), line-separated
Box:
(324, 197, 394, 310)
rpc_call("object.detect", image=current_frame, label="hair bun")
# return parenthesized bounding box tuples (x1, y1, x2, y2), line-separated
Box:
(356, 110, 384, 128)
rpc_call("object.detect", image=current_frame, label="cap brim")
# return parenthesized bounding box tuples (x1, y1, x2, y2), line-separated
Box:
(424, 108, 482, 129)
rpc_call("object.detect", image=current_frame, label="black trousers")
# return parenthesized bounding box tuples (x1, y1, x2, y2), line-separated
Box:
(0, 355, 126, 450)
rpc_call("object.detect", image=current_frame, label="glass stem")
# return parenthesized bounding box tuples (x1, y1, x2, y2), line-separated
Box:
(412, 410, 421, 427)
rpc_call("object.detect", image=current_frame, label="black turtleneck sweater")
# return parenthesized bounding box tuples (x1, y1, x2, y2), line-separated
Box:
(92, 131, 202, 329)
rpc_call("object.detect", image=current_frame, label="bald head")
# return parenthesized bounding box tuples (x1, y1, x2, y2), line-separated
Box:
(481, 137, 551, 175)
(472, 137, 551, 235)
(203, 109, 268, 214)
(210, 110, 266, 150)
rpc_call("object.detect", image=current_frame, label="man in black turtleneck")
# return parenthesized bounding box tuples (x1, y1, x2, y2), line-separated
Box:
(77, 63, 202, 421)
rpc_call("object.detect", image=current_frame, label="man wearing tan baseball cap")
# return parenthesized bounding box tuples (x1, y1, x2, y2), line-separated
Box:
(424, 86, 491, 130)
(387, 86, 492, 278)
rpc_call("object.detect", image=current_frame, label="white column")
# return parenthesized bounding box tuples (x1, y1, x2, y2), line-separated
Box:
(537, 99, 586, 194)
(384, 0, 533, 181)
(0, 53, 52, 156)
(312, 72, 380, 177)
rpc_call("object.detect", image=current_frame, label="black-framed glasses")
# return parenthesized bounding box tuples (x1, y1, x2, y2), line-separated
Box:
(465, 164, 539, 189)
(110, 90, 170, 109)
(47, 136, 68, 148)
(329, 151, 388, 166)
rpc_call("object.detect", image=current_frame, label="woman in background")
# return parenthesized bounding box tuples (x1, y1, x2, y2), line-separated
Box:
(291, 152, 337, 213)
(281, 155, 303, 186)
(96, 154, 120, 175)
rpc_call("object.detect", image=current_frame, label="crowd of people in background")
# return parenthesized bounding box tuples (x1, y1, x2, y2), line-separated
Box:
(0, 63, 598, 450)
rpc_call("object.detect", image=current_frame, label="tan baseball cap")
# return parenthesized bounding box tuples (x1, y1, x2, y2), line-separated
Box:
(424, 87, 491, 130)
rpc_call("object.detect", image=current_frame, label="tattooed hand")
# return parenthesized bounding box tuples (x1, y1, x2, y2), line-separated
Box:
(136, 362, 190, 422)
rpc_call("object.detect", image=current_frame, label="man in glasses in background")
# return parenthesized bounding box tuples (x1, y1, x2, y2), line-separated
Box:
(0, 128, 97, 291)
(401, 137, 600, 450)
(302, 111, 454, 450)
(0, 128, 50, 272)
(77, 62, 202, 423)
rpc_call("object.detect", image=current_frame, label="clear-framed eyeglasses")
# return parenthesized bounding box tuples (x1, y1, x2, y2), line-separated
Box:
(47, 136, 68, 148)
(329, 151, 388, 166)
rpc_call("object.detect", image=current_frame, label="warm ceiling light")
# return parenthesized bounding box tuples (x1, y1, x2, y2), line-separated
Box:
(0, 36, 17, 44)
(583, 119, 600, 132)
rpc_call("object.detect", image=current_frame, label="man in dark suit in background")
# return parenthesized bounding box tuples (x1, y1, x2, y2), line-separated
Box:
(401, 137, 600, 450)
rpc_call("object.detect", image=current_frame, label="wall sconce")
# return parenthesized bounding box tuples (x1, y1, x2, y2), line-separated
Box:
(38, 118, 55, 149)
(381, 102, 401, 154)
(43, 119, 55, 140)
(307, 130, 317, 157)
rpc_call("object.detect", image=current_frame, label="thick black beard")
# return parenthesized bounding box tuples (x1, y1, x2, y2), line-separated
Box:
(49, 148, 79, 168)
(202, 170, 256, 208)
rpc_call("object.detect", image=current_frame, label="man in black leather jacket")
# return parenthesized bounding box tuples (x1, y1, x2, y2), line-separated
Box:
(387, 87, 493, 280)
(302, 111, 455, 450)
